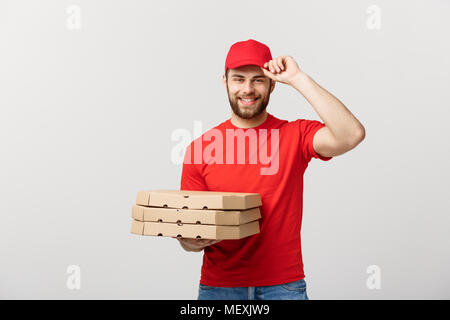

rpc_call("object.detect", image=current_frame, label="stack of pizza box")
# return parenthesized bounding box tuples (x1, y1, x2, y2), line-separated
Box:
(131, 190, 262, 240)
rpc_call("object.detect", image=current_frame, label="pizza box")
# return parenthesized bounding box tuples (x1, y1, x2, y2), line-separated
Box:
(136, 190, 262, 210)
(131, 205, 261, 225)
(130, 219, 260, 240)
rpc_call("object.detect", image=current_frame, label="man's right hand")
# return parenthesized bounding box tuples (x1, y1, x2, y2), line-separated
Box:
(172, 237, 221, 252)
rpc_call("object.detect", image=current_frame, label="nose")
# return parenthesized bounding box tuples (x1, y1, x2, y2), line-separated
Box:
(242, 81, 256, 96)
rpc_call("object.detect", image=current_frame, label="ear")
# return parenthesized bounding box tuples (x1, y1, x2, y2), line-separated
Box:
(269, 80, 276, 94)
(222, 73, 227, 89)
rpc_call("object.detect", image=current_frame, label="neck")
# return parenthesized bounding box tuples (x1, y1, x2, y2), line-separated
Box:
(230, 110, 268, 129)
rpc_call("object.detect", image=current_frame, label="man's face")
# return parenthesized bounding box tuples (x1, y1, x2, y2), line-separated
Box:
(223, 65, 275, 120)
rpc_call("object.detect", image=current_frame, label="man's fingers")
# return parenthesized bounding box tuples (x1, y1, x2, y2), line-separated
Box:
(269, 60, 277, 73)
(264, 56, 292, 75)
(203, 239, 220, 245)
(274, 59, 281, 73)
(270, 59, 280, 73)
(277, 56, 284, 71)
(261, 67, 270, 75)
(196, 239, 220, 245)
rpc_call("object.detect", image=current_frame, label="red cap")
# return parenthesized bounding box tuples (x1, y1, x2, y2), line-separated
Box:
(225, 39, 272, 73)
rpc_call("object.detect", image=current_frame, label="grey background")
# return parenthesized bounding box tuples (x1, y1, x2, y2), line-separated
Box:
(1, 0, 449, 299)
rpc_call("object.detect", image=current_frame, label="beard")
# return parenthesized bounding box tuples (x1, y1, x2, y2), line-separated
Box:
(226, 81, 271, 120)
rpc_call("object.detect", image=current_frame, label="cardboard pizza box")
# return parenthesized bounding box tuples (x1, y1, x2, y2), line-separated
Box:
(130, 219, 260, 240)
(131, 205, 261, 225)
(136, 190, 262, 210)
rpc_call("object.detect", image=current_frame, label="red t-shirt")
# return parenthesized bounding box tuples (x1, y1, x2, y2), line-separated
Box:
(180, 113, 332, 287)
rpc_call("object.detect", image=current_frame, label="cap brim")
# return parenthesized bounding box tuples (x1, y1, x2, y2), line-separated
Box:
(227, 59, 265, 70)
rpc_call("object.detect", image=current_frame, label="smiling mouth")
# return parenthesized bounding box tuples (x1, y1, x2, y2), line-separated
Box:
(239, 97, 258, 106)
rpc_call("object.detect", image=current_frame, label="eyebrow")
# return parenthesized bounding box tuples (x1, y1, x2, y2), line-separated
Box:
(230, 74, 266, 79)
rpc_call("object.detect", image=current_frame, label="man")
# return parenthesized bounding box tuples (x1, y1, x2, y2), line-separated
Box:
(175, 39, 365, 300)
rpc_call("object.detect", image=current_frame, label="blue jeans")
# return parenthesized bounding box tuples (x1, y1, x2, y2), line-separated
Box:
(197, 278, 309, 300)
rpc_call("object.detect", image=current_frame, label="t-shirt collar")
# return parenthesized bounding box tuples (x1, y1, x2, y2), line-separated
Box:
(224, 113, 274, 130)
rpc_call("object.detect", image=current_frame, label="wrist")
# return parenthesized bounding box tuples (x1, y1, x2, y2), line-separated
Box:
(292, 72, 312, 94)
(289, 71, 309, 88)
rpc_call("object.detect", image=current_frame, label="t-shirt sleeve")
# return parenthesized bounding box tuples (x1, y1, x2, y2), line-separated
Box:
(180, 142, 209, 191)
(297, 119, 333, 163)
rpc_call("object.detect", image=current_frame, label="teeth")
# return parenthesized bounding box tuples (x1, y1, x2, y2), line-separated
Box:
(241, 98, 256, 101)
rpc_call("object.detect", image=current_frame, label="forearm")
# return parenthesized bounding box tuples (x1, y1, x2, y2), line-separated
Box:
(291, 72, 365, 142)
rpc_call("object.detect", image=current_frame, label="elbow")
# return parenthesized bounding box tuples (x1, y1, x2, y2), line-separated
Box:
(358, 126, 366, 140)
(350, 126, 366, 147)
(342, 127, 366, 151)
(354, 127, 365, 144)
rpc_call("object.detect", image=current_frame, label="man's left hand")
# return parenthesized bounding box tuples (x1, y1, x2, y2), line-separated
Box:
(261, 55, 303, 86)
